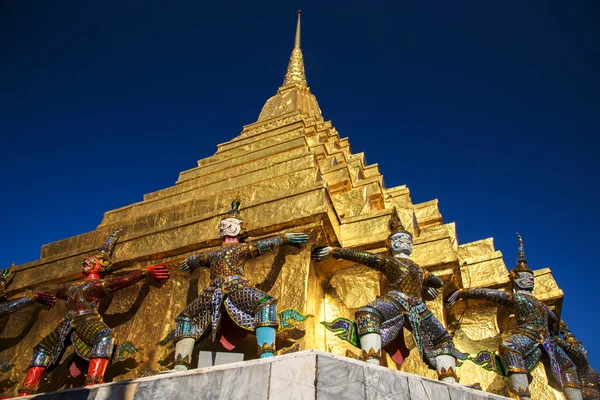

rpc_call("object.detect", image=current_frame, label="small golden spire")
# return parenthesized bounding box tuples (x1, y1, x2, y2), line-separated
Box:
(282, 11, 307, 87)
(295, 10, 301, 49)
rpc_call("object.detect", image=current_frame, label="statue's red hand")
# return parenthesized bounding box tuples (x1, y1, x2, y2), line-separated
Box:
(34, 292, 56, 309)
(146, 265, 170, 281)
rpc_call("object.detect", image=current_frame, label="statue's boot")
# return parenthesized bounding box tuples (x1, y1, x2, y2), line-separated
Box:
(436, 354, 458, 383)
(255, 304, 278, 358)
(256, 326, 276, 358)
(18, 366, 46, 396)
(508, 373, 531, 400)
(169, 337, 195, 371)
(85, 357, 109, 386)
(359, 332, 383, 365)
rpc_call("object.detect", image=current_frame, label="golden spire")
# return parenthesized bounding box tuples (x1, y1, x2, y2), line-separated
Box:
(295, 10, 301, 48)
(282, 10, 307, 87)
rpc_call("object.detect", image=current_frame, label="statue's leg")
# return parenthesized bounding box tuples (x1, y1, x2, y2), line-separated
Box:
(355, 307, 384, 365)
(19, 366, 46, 397)
(225, 286, 278, 359)
(256, 303, 278, 358)
(19, 321, 65, 396)
(172, 315, 196, 371)
(554, 344, 583, 400)
(86, 330, 115, 386)
(421, 313, 459, 383)
(170, 290, 212, 371)
(499, 336, 532, 400)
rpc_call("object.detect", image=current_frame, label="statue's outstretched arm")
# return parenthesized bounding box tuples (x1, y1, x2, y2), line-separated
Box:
(102, 265, 169, 294)
(180, 253, 210, 272)
(330, 247, 409, 285)
(461, 288, 512, 305)
(248, 233, 308, 258)
(0, 291, 56, 317)
(0, 296, 35, 317)
(330, 247, 384, 268)
(447, 288, 512, 308)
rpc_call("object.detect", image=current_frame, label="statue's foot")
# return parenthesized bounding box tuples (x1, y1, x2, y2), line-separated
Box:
(465, 382, 482, 391)
(508, 386, 531, 400)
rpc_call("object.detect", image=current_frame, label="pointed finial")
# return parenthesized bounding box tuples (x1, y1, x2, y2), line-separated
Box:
(516, 232, 527, 265)
(295, 10, 301, 49)
(282, 11, 308, 87)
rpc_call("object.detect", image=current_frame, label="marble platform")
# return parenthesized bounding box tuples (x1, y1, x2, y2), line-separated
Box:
(197, 351, 244, 368)
(15, 350, 508, 400)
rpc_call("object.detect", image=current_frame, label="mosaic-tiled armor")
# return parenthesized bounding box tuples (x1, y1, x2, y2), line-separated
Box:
(168, 197, 308, 370)
(448, 234, 582, 400)
(316, 208, 464, 384)
(557, 322, 600, 400)
(19, 229, 170, 396)
(0, 267, 56, 373)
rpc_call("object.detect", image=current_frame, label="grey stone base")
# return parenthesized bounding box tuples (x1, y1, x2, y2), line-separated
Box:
(14, 350, 508, 399)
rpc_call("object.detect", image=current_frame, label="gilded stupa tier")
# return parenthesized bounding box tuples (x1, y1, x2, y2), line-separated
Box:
(0, 13, 566, 399)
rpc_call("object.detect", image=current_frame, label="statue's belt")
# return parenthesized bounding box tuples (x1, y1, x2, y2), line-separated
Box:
(388, 291, 429, 315)
(386, 291, 431, 356)
(210, 275, 248, 293)
(66, 310, 102, 328)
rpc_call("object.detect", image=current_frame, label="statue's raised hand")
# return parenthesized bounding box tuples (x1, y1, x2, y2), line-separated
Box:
(34, 292, 56, 309)
(445, 290, 461, 308)
(312, 246, 332, 261)
(284, 232, 309, 244)
(146, 265, 170, 281)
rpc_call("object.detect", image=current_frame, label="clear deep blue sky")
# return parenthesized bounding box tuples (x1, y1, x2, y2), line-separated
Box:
(1, 1, 599, 365)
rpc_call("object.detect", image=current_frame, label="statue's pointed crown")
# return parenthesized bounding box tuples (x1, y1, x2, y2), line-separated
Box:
(96, 228, 122, 269)
(388, 207, 411, 238)
(510, 233, 533, 276)
(223, 194, 243, 221)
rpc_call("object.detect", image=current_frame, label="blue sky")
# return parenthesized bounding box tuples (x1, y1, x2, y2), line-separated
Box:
(1, 1, 599, 366)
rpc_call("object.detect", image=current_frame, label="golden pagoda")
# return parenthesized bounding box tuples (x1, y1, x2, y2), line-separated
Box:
(0, 12, 566, 399)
